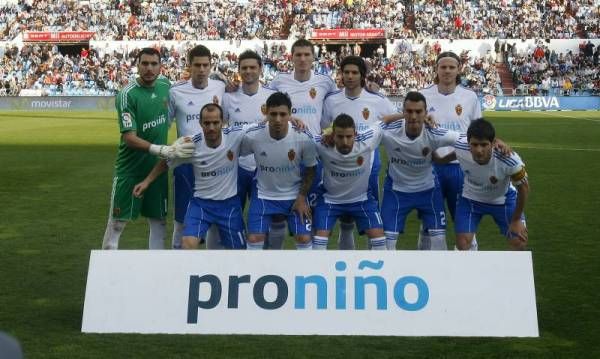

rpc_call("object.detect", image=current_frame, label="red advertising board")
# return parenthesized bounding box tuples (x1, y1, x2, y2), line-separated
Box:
(311, 29, 385, 40)
(23, 31, 96, 43)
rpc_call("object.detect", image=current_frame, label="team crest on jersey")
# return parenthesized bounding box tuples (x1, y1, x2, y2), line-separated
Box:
(309, 87, 317, 99)
(288, 149, 296, 161)
(489, 176, 498, 184)
(162, 98, 168, 109)
(357, 156, 364, 166)
(227, 150, 234, 161)
(422, 147, 430, 156)
(362, 108, 370, 120)
(261, 104, 267, 115)
(113, 207, 121, 216)
(455, 104, 463, 115)
(212, 96, 219, 105)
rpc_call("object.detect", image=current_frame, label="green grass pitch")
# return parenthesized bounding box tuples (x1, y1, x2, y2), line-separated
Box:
(0, 110, 599, 358)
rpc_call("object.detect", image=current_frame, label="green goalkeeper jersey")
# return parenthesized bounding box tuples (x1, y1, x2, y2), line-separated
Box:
(114, 77, 171, 177)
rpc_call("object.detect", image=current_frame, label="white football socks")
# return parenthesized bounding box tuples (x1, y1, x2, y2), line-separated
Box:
(148, 218, 166, 249)
(101, 218, 126, 250)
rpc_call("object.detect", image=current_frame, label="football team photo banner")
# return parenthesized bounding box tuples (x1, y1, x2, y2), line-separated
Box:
(82, 251, 539, 337)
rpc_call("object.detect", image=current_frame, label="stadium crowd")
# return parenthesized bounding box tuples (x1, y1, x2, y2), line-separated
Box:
(2, 40, 599, 97)
(506, 40, 599, 96)
(0, 41, 502, 97)
(1, 0, 598, 41)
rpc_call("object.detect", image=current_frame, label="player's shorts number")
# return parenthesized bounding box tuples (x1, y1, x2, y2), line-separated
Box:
(440, 211, 446, 226)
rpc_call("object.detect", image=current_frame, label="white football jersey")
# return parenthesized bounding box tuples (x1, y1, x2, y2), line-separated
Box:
(240, 123, 318, 200)
(222, 85, 276, 171)
(315, 124, 383, 204)
(169, 79, 226, 137)
(454, 135, 525, 205)
(382, 122, 460, 192)
(420, 84, 482, 158)
(322, 88, 397, 132)
(269, 71, 336, 135)
(168, 126, 245, 200)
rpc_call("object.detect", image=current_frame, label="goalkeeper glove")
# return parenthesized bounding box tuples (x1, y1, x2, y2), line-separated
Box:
(149, 137, 195, 160)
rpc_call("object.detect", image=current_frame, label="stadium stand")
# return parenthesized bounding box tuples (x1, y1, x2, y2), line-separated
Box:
(1, 0, 598, 41)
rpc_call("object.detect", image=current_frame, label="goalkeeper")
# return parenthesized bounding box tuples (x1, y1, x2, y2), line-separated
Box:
(101, 48, 194, 250)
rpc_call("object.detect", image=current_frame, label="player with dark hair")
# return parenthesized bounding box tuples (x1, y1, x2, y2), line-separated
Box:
(436, 119, 529, 250)
(102, 47, 193, 250)
(240, 92, 317, 250)
(321, 55, 397, 249)
(169, 44, 225, 248)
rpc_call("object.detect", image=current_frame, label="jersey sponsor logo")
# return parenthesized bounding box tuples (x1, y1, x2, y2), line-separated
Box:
(422, 147, 430, 157)
(292, 105, 317, 115)
(288, 149, 296, 161)
(186, 113, 201, 122)
(227, 150, 234, 161)
(259, 164, 297, 173)
(212, 96, 219, 104)
(142, 114, 167, 132)
(455, 104, 463, 116)
(490, 176, 498, 184)
(357, 156, 364, 166)
(199, 165, 234, 178)
(309, 87, 317, 99)
(330, 168, 366, 178)
(439, 122, 462, 131)
(390, 157, 427, 167)
(362, 107, 370, 120)
(234, 108, 241, 113)
(233, 121, 250, 126)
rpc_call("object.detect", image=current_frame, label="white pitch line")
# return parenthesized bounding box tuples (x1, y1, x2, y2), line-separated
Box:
(540, 112, 600, 123)
(513, 145, 600, 152)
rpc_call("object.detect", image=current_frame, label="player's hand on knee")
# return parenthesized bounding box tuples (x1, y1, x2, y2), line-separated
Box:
(133, 181, 149, 198)
(508, 220, 528, 243)
(293, 195, 312, 224)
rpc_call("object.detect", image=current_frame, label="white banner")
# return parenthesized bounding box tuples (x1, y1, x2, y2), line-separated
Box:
(82, 251, 538, 337)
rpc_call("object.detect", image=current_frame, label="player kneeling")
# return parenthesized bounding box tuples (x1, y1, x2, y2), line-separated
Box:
(440, 118, 529, 250)
(312, 114, 386, 250)
(134, 104, 247, 249)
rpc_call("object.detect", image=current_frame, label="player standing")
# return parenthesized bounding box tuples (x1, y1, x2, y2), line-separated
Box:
(101, 48, 193, 250)
(418, 51, 482, 250)
(169, 45, 225, 249)
(222, 50, 275, 209)
(266, 39, 337, 249)
(133, 104, 248, 249)
(321, 55, 397, 249)
(438, 119, 529, 250)
(381, 92, 460, 250)
(240, 92, 317, 250)
(312, 114, 387, 250)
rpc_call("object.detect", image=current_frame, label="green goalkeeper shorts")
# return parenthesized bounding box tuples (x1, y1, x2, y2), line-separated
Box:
(108, 173, 168, 221)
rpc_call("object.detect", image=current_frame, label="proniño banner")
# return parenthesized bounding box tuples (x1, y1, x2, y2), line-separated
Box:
(481, 95, 600, 111)
(82, 251, 539, 337)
